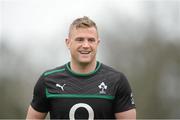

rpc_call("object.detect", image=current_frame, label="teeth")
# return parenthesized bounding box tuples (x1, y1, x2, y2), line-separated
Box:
(80, 51, 90, 54)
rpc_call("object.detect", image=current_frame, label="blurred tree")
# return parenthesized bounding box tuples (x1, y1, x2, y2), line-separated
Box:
(100, 1, 180, 118)
(0, 40, 36, 118)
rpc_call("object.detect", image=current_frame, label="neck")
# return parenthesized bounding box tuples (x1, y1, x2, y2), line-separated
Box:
(70, 60, 97, 74)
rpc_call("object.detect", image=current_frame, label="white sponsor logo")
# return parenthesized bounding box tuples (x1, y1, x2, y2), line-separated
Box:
(131, 93, 135, 105)
(56, 83, 66, 91)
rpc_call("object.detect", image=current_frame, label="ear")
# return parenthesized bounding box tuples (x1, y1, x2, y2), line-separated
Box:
(97, 39, 100, 45)
(65, 38, 70, 49)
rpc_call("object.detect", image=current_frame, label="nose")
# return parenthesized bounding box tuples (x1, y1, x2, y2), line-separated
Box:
(82, 40, 90, 48)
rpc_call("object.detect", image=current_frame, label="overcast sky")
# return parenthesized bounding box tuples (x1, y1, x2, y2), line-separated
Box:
(2, 0, 144, 43)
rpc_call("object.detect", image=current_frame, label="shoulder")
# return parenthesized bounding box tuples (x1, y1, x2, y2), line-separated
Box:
(100, 63, 125, 76)
(42, 64, 66, 78)
(100, 63, 128, 83)
(34, 64, 67, 90)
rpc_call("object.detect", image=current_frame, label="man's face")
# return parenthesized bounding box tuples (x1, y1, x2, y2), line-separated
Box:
(66, 27, 100, 64)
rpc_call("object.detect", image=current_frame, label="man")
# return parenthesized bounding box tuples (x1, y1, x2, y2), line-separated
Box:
(26, 16, 136, 119)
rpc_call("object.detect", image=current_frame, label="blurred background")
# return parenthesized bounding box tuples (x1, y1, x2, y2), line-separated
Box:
(0, 0, 180, 118)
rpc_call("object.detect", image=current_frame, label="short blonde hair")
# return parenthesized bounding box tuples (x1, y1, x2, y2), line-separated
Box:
(68, 16, 98, 37)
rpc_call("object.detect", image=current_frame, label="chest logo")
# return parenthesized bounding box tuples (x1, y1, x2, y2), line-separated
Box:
(56, 83, 66, 91)
(98, 82, 107, 94)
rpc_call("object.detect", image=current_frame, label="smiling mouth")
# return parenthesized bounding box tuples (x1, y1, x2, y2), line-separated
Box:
(79, 51, 91, 54)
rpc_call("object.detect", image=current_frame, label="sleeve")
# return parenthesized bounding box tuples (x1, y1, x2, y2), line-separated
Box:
(30, 74, 49, 113)
(114, 73, 136, 113)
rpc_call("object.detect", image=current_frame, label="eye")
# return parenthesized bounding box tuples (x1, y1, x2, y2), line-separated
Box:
(75, 38, 84, 42)
(88, 38, 95, 42)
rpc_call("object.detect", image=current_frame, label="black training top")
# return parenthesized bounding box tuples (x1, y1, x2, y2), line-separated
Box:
(31, 61, 135, 119)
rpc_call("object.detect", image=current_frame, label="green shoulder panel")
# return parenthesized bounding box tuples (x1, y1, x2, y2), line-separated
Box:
(43, 68, 65, 77)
